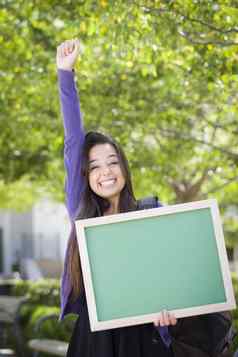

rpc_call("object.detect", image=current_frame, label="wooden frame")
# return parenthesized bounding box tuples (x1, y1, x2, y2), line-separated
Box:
(75, 199, 236, 331)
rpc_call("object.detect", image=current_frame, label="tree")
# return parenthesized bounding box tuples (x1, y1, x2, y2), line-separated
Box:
(0, 0, 237, 244)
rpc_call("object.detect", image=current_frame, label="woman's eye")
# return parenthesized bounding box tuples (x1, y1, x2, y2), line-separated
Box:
(109, 161, 119, 166)
(89, 166, 99, 171)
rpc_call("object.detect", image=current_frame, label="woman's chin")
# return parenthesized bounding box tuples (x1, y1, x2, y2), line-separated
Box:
(96, 189, 120, 201)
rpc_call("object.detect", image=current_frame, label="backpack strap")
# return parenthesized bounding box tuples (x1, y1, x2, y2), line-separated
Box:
(210, 312, 236, 356)
(136, 196, 162, 210)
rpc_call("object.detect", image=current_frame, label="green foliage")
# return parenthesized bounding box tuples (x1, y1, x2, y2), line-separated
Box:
(0, 1, 237, 243)
(23, 305, 75, 343)
(13, 278, 60, 306)
(12, 278, 75, 350)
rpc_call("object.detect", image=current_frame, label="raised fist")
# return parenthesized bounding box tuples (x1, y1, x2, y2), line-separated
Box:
(56, 39, 80, 71)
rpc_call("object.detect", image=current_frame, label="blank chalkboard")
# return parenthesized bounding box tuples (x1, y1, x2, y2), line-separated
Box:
(75, 199, 236, 331)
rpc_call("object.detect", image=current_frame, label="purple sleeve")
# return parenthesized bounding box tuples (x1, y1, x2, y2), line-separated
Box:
(58, 69, 85, 220)
(158, 326, 172, 348)
(58, 69, 86, 319)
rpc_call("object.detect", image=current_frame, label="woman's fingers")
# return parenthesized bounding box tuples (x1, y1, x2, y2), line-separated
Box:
(163, 310, 170, 326)
(153, 310, 177, 327)
(57, 39, 79, 57)
(63, 39, 79, 55)
(62, 40, 71, 56)
(56, 39, 80, 70)
(170, 314, 177, 325)
(66, 40, 74, 55)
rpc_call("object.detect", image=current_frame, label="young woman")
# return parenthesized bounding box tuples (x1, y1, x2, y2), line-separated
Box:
(56, 39, 232, 357)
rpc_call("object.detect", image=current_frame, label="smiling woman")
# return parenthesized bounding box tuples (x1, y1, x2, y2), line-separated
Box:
(76, 131, 137, 220)
(56, 39, 233, 357)
(88, 143, 126, 213)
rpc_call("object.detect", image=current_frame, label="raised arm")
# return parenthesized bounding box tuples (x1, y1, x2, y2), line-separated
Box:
(57, 40, 85, 220)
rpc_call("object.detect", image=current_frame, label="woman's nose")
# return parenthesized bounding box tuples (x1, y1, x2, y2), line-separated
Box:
(101, 165, 111, 176)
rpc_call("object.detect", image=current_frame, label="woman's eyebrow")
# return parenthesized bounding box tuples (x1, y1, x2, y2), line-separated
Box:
(89, 159, 98, 164)
(89, 154, 117, 164)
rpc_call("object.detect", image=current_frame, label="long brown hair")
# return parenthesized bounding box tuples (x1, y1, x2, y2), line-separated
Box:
(68, 132, 137, 300)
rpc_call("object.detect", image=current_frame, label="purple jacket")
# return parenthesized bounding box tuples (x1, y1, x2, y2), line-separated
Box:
(58, 69, 171, 347)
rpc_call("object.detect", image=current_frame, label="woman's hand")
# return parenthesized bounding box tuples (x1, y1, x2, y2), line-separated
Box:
(153, 310, 177, 327)
(56, 39, 80, 71)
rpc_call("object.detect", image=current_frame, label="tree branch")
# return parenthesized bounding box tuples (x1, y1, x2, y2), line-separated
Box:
(137, 2, 238, 34)
(202, 175, 238, 196)
(178, 30, 238, 47)
(168, 168, 209, 202)
(170, 8, 238, 35)
(201, 117, 238, 136)
(155, 127, 238, 160)
(135, 2, 238, 46)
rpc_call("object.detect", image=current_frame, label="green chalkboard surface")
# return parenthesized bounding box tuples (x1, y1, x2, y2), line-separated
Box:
(76, 199, 236, 331)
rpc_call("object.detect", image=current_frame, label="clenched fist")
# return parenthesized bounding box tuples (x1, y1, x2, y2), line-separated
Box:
(56, 39, 80, 71)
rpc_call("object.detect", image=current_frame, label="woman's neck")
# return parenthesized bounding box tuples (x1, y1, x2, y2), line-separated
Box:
(104, 196, 120, 215)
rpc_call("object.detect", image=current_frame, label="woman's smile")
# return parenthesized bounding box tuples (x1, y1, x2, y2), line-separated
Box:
(99, 178, 117, 187)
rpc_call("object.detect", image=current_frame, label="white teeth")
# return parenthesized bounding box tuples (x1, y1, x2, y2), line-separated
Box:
(100, 179, 116, 187)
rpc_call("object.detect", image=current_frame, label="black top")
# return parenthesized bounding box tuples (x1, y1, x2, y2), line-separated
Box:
(66, 291, 174, 357)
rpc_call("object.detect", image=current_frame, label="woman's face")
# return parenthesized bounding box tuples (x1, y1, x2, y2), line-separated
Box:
(88, 143, 126, 203)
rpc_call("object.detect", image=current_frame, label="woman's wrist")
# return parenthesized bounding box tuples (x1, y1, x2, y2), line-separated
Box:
(57, 66, 74, 72)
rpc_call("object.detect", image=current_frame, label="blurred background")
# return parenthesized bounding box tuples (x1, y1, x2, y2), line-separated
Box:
(0, 0, 237, 279)
(0, 0, 237, 354)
